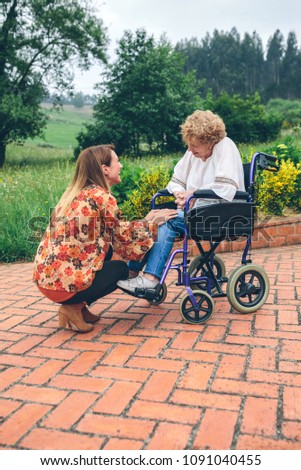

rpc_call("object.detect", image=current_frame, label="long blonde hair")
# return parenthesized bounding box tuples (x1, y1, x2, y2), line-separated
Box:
(57, 144, 115, 216)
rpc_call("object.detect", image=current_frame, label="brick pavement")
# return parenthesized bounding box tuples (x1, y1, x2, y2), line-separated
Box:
(0, 245, 301, 450)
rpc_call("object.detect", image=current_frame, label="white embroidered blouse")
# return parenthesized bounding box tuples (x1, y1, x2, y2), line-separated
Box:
(166, 137, 245, 204)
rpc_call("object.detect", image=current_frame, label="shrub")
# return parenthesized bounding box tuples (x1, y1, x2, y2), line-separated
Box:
(266, 99, 301, 129)
(257, 159, 301, 215)
(289, 170, 301, 210)
(205, 91, 283, 143)
(264, 136, 301, 165)
(120, 164, 173, 219)
(111, 160, 143, 204)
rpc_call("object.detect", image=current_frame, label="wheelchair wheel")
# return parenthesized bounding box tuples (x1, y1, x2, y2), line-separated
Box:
(226, 264, 270, 313)
(188, 254, 226, 278)
(148, 282, 167, 305)
(188, 254, 226, 292)
(180, 290, 214, 324)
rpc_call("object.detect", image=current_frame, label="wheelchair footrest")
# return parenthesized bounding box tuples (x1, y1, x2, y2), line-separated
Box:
(135, 287, 157, 301)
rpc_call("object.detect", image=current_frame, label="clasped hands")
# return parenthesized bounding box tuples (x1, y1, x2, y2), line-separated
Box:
(144, 190, 194, 226)
(174, 190, 194, 209)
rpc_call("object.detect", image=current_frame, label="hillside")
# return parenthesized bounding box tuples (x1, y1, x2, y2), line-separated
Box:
(28, 103, 93, 149)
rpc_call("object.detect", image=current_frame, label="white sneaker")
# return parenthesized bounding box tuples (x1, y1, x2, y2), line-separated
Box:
(117, 275, 158, 294)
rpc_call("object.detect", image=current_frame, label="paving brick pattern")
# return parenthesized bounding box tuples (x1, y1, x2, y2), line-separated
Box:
(0, 245, 301, 450)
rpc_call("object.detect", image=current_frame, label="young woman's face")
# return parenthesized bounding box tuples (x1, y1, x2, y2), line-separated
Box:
(187, 139, 214, 161)
(102, 151, 123, 187)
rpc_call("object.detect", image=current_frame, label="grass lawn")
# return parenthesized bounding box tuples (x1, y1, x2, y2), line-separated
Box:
(27, 103, 93, 149)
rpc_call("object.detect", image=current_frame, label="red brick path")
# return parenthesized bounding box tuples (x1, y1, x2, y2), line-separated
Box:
(0, 245, 301, 450)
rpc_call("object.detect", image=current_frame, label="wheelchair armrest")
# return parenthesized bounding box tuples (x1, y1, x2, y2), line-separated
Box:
(152, 188, 176, 210)
(233, 191, 249, 200)
(158, 188, 249, 199)
(156, 188, 171, 196)
(192, 189, 249, 201)
(193, 189, 221, 199)
(192, 189, 248, 200)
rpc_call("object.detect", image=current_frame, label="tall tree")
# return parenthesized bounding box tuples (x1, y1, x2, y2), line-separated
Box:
(0, 0, 108, 167)
(280, 31, 301, 99)
(176, 29, 246, 96)
(208, 28, 243, 95)
(241, 32, 264, 95)
(176, 28, 301, 101)
(265, 29, 285, 99)
(77, 29, 201, 156)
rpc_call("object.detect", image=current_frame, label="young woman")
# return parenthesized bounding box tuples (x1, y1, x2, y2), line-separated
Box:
(33, 144, 177, 333)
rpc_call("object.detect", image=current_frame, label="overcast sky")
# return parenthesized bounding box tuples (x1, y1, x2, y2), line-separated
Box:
(74, 0, 301, 94)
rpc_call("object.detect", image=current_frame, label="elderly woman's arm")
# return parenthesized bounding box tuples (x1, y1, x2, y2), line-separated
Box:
(200, 139, 243, 202)
(166, 150, 192, 195)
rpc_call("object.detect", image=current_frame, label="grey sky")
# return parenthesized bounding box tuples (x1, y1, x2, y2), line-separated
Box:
(74, 0, 301, 93)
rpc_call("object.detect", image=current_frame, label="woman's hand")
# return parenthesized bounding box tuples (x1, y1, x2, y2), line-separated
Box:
(145, 209, 178, 226)
(174, 190, 194, 209)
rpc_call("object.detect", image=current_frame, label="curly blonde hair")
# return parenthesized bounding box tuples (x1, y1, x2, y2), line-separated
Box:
(181, 110, 226, 145)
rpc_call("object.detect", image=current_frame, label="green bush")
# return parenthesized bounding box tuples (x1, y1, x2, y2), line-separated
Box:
(111, 160, 144, 204)
(205, 91, 283, 143)
(257, 159, 301, 215)
(263, 136, 301, 165)
(266, 99, 301, 129)
(255, 138, 301, 214)
(121, 163, 173, 219)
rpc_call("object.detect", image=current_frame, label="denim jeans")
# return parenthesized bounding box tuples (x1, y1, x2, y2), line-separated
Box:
(128, 210, 185, 279)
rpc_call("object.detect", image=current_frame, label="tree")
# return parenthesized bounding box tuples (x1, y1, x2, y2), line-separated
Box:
(0, 0, 108, 167)
(176, 29, 250, 96)
(280, 31, 301, 99)
(175, 28, 301, 101)
(207, 28, 244, 95)
(241, 32, 264, 95)
(76, 29, 202, 157)
(265, 30, 285, 99)
(71, 92, 85, 108)
(205, 91, 283, 143)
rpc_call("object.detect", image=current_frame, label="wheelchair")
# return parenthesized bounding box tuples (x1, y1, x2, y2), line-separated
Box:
(133, 152, 279, 324)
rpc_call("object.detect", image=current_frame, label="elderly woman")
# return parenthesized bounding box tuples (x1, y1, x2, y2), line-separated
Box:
(117, 110, 245, 296)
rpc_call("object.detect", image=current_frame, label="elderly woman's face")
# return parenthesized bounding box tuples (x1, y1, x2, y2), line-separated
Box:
(188, 139, 213, 161)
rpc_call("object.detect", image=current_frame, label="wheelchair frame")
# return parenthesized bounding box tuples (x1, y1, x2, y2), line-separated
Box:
(134, 151, 279, 324)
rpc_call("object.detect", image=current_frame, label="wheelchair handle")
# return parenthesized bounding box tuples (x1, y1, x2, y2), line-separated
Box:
(255, 152, 279, 172)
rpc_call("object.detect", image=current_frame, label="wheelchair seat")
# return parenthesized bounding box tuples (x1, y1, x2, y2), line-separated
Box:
(186, 201, 255, 241)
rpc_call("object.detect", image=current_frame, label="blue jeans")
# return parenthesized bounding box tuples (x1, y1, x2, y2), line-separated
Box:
(128, 210, 185, 279)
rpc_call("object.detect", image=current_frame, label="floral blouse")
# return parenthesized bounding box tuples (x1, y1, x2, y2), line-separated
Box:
(33, 185, 157, 293)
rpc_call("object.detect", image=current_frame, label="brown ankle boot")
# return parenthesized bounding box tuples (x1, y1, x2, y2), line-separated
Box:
(82, 305, 100, 323)
(58, 303, 94, 333)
